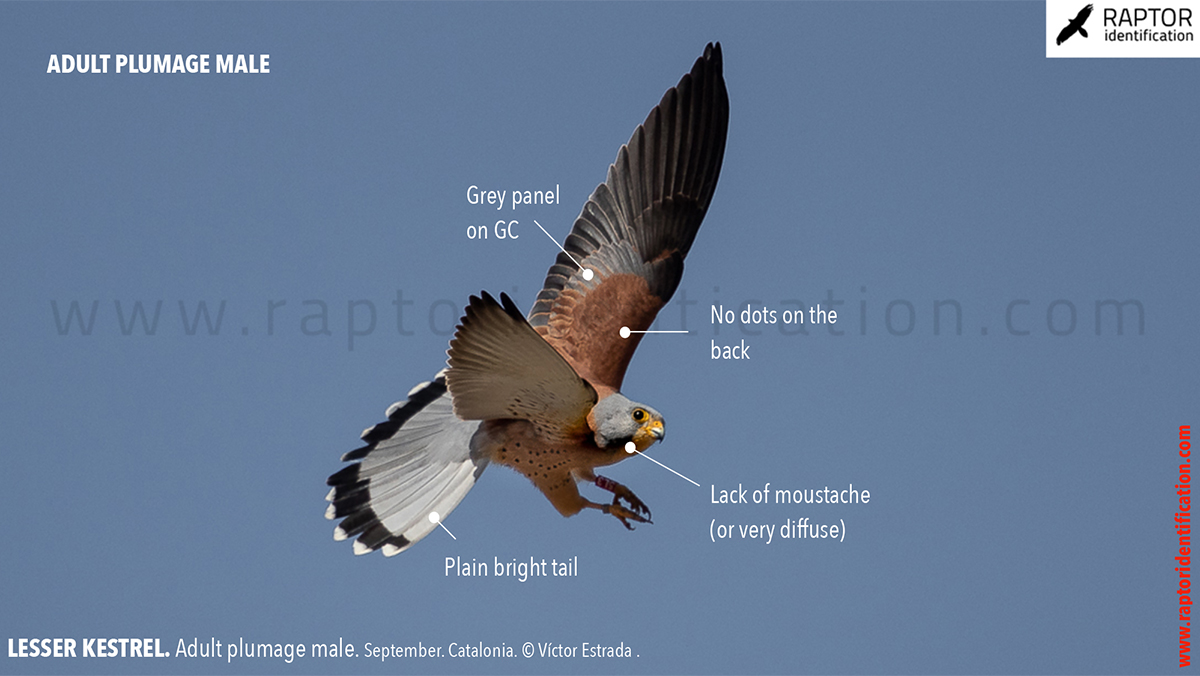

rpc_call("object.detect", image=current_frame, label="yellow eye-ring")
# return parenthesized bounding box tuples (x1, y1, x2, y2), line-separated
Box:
(632, 409, 646, 422)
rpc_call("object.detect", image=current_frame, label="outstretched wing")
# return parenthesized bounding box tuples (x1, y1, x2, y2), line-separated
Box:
(446, 291, 597, 435)
(528, 42, 729, 391)
(1075, 4, 1093, 23)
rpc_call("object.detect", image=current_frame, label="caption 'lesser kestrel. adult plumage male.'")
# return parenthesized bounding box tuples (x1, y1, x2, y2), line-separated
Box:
(325, 43, 730, 556)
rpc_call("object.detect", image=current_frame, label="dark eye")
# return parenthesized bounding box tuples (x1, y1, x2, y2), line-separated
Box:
(632, 409, 645, 422)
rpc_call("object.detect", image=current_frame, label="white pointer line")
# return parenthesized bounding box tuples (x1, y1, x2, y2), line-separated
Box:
(624, 443, 700, 487)
(620, 326, 691, 338)
(533, 220, 594, 281)
(428, 511, 457, 540)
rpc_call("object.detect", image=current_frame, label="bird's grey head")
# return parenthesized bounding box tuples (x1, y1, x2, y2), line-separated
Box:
(590, 393, 665, 452)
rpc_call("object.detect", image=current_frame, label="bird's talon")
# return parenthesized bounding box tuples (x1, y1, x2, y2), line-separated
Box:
(606, 503, 651, 530)
(595, 475, 652, 524)
(624, 494, 651, 519)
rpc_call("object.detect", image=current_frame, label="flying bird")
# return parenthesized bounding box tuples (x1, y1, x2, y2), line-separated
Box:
(1057, 4, 1093, 45)
(325, 43, 730, 556)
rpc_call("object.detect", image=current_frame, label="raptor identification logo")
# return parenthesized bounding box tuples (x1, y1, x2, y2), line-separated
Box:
(1046, 0, 1199, 56)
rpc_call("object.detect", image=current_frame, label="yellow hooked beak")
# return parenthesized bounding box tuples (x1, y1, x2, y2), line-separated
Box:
(631, 419, 665, 451)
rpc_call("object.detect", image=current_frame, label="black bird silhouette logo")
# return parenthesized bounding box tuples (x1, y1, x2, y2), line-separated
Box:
(1057, 4, 1094, 45)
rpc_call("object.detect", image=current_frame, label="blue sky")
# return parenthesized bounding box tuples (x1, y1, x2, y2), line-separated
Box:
(2, 2, 1197, 674)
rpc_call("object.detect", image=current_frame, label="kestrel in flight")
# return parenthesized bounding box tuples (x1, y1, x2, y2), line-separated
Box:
(325, 43, 729, 555)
